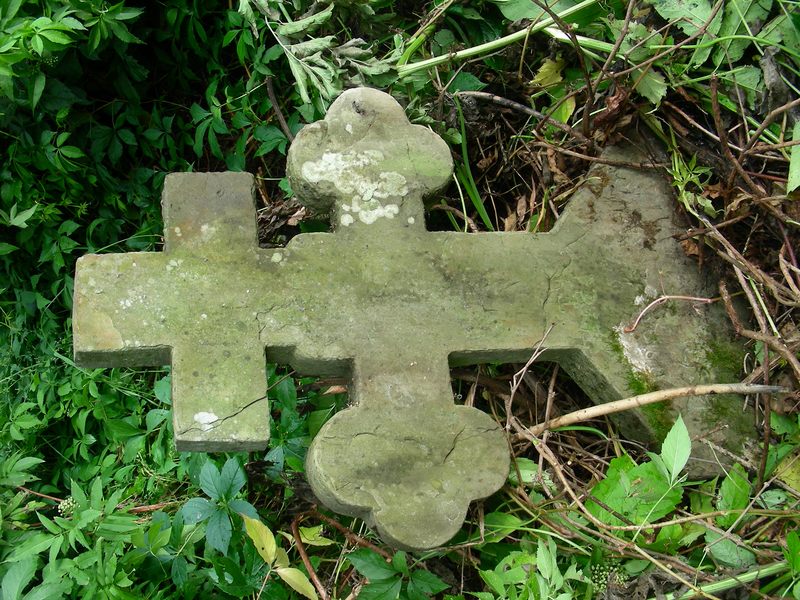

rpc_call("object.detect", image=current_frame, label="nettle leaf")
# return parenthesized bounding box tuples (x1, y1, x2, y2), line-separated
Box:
(347, 549, 398, 581)
(713, 0, 773, 65)
(716, 463, 751, 528)
(218, 457, 246, 499)
(206, 509, 233, 555)
(661, 414, 691, 483)
(275, 567, 318, 600)
(241, 514, 277, 565)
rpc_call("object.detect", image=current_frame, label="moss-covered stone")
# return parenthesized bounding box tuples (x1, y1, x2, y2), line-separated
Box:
(73, 87, 753, 549)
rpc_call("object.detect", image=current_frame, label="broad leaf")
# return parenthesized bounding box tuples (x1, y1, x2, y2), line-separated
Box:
(199, 460, 222, 501)
(241, 514, 277, 565)
(218, 458, 246, 500)
(181, 497, 216, 524)
(347, 549, 398, 581)
(1, 557, 36, 600)
(356, 577, 403, 600)
(275, 567, 318, 600)
(716, 463, 750, 528)
(705, 530, 756, 568)
(661, 414, 691, 483)
(205, 510, 233, 555)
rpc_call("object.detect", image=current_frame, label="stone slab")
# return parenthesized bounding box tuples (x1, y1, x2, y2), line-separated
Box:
(73, 87, 752, 550)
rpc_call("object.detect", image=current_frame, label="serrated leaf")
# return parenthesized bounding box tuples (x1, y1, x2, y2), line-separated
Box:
(661, 414, 691, 483)
(206, 510, 232, 555)
(716, 463, 751, 528)
(275, 567, 318, 600)
(650, 0, 716, 36)
(241, 515, 276, 565)
(409, 569, 449, 595)
(633, 67, 667, 105)
(788, 121, 800, 193)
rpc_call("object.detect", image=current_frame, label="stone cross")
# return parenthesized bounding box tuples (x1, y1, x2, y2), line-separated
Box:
(73, 88, 749, 550)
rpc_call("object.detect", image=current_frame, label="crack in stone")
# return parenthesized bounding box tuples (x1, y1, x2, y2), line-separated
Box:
(179, 393, 268, 435)
(442, 426, 466, 463)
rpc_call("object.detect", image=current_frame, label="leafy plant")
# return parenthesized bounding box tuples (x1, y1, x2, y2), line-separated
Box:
(347, 548, 449, 600)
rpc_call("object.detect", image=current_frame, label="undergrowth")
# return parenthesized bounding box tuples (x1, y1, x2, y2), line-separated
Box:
(1, 0, 798, 598)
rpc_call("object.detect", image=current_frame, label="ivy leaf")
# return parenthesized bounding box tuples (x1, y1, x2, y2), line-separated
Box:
(241, 514, 277, 565)
(205, 510, 232, 555)
(275, 567, 318, 600)
(661, 414, 691, 484)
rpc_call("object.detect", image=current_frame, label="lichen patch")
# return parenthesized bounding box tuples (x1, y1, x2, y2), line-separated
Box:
(194, 411, 219, 432)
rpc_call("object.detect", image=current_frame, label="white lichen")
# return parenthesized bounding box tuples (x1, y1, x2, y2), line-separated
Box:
(340, 213, 355, 227)
(614, 325, 653, 373)
(173, 227, 182, 237)
(271, 252, 283, 263)
(407, 217, 415, 225)
(194, 412, 218, 432)
(301, 150, 408, 225)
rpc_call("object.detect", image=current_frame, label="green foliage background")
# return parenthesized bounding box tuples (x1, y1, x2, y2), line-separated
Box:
(1, 0, 798, 598)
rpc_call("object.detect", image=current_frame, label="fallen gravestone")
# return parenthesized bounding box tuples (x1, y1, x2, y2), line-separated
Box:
(73, 87, 752, 550)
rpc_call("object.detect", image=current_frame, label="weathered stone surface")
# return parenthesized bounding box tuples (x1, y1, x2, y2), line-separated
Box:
(74, 87, 752, 550)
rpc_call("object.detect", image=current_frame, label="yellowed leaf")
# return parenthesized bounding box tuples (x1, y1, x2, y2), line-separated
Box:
(241, 514, 277, 565)
(276, 567, 318, 600)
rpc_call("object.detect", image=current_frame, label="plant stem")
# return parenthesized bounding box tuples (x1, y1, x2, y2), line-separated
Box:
(396, 0, 600, 78)
(653, 561, 790, 600)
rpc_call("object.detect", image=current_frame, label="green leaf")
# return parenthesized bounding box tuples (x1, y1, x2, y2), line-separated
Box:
(228, 498, 258, 519)
(532, 58, 564, 88)
(661, 414, 691, 483)
(357, 577, 402, 600)
(275, 567, 318, 600)
(705, 529, 756, 568)
(206, 510, 232, 555)
(712, 0, 773, 65)
(447, 72, 486, 93)
(633, 67, 668, 105)
(181, 497, 216, 523)
(199, 460, 222, 500)
(31, 72, 45, 111)
(241, 514, 277, 565)
(788, 121, 800, 193)
(299, 524, 335, 547)
(347, 549, 398, 581)
(408, 570, 449, 595)
(716, 463, 751, 528)
(1, 557, 37, 600)
(650, 0, 716, 37)
(218, 457, 246, 499)
(785, 530, 800, 573)
(276, 4, 333, 37)
(0, 242, 18, 255)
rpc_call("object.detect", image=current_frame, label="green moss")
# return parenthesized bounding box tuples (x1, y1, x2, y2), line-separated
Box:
(705, 339, 744, 380)
(641, 401, 674, 441)
(608, 332, 658, 395)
